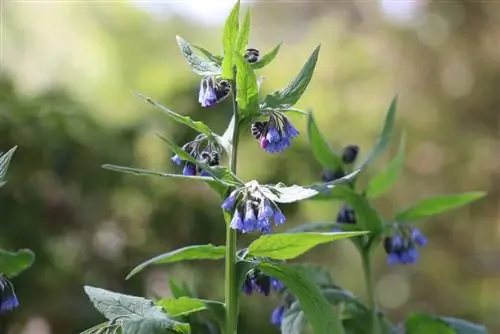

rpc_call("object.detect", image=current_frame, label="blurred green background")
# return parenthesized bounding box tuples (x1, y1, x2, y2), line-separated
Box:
(1, 0, 498, 333)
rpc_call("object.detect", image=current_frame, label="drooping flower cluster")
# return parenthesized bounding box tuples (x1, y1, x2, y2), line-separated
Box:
(171, 135, 221, 176)
(198, 76, 231, 108)
(222, 181, 287, 234)
(242, 269, 284, 296)
(0, 275, 19, 314)
(384, 226, 428, 265)
(251, 112, 299, 154)
(244, 48, 260, 63)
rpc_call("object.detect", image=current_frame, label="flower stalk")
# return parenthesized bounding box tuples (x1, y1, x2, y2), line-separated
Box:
(361, 250, 380, 334)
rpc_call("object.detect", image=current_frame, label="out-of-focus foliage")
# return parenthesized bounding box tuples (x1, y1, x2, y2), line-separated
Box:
(1, 1, 499, 333)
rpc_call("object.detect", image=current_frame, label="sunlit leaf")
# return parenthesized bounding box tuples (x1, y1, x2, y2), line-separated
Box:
(235, 9, 251, 52)
(221, 1, 240, 79)
(176, 36, 220, 76)
(307, 112, 343, 173)
(234, 53, 259, 117)
(252, 43, 281, 70)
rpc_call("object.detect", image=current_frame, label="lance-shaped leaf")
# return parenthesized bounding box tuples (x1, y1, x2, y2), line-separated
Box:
(176, 35, 221, 76)
(395, 192, 486, 222)
(234, 52, 259, 117)
(258, 263, 337, 334)
(261, 45, 320, 108)
(0, 146, 17, 188)
(356, 96, 398, 171)
(192, 44, 223, 65)
(247, 232, 368, 260)
(126, 244, 226, 279)
(84, 286, 189, 334)
(365, 133, 406, 198)
(157, 297, 224, 318)
(307, 112, 343, 173)
(252, 43, 281, 70)
(0, 248, 35, 278)
(286, 222, 363, 233)
(221, 0, 240, 79)
(235, 9, 251, 52)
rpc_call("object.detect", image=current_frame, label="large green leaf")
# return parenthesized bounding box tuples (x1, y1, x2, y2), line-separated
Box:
(307, 112, 343, 173)
(259, 263, 337, 334)
(84, 286, 189, 334)
(261, 45, 321, 108)
(234, 53, 259, 117)
(395, 192, 486, 222)
(287, 263, 334, 287)
(0, 248, 35, 278)
(248, 232, 367, 260)
(365, 134, 406, 198)
(126, 244, 226, 279)
(235, 9, 251, 52)
(252, 43, 281, 70)
(221, 0, 240, 79)
(405, 314, 455, 334)
(356, 96, 398, 170)
(176, 36, 220, 76)
(0, 146, 17, 188)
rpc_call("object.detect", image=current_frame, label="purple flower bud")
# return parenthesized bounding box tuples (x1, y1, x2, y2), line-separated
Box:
(258, 199, 274, 220)
(411, 228, 428, 246)
(198, 78, 218, 108)
(0, 276, 19, 314)
(222, 189, 239, 211)
(171, 154, 183, 166)
(182, 163, 197, 176)
(271, 305, 285, 326)
(266, 128, 281, 144)
(242, 202, 258, 232)
(273, 209, 286, 226)
(230, 211, 244, 231)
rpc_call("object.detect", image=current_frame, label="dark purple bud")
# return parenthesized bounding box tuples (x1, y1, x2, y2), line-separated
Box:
(342, 145, 359, 164)
(244, 48, 260, 63)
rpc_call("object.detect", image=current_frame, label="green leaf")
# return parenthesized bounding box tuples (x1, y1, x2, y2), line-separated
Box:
(157, 297, 224, 318)
(0, 146, 17, 188)
(176, 36, 221, 76)
(395, 192, 486, 222)
(235, 9, 251, 52)
(356, 96, 398, 170)
(405, 314, 455, 334)
(286, 222, 363, 233)
(440, 316, 487, 334)
(169, 280, 189, 299)
(221, 0, 240, 79)
(287, 263, 334, 287)
(365, 134, 406, 198)
(252, 43, 281, 70)
(247, 232, 368, 260)
(307, 112, 343, 172)
(126, 244, 226, 279)
(84, 286, 189, 334)
(191, 45, 223, 65)
(261, 45, 321, 108)
(234, 53, 259, 117)
(0, 248, 35, 278)
(281, 301, 307, 334)
(259, 262, 336, 334)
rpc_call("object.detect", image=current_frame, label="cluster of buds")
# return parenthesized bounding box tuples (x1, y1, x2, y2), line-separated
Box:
(198, 76, 231, 108)
(250, 112, 299, 154)
(384, 225, 428, 265)
(171, 135, 222, 176)
(242, 268, 283, 296)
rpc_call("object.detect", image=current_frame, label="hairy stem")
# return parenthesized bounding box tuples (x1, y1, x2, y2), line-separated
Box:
(224, 80, 240, 334)
(362, 251, 380, 334)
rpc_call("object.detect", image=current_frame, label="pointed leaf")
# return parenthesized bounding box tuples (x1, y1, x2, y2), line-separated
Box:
(0, 248, 35, 278)
(365, 134, 406, 198)
(307, 112, 343, 172)
(157, 297, 224, 318)
(176, 36, 220, 76)
(356, 96, 398, 170)
(126, 244, 226, 279)
(192, 45, 223, 65)
(252, 43, 281, 70)
(261, 45, 320, 108)
(259, 263, 336, 334)
(0, 146, 17, 188)
(234, 53, 259, 117)
(395, 192, 486, 222)
(247, 232, 368, 260)
(221, 1, 240, 79)
(235, 9, 251, 52)
(286, 222, 363, 233)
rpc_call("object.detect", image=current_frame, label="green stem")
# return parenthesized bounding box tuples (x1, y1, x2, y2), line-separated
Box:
(224, 81, 240, 334)
(361, 251, 380, 334)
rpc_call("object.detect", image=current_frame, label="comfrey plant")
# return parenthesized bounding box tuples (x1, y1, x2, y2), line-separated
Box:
(82, 2, 488, 334)
(0, 147, 35, 316)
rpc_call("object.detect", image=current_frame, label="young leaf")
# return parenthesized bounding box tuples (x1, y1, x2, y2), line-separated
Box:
(281, 301, 307, 334)
(221, 0, 240, 79)
(234, 52, 259, 117)
(252, 43, 281, 70)
(157, 297, 223, 317)
(247, 232, 368, 260)
(235, 9, 251, 52)
(259, 262, 337, 334)
(0, 146, 17, 188)
(192, 44, 223, 65)
(126, 244, 226, 279)
(0, 249, 35, 278)
(356, 96, 398, 170)
(84, 286, 189, 334)
(365, 133, 406, 199)
(395, 192, 486, 222)
(307, 112, 343, 173)
(405, 314, 454, 334)
(176, 36, 221, 76)
(261, 45, 321, 108)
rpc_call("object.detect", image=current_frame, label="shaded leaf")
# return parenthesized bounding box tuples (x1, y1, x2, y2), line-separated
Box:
(395, 192, 486, 222)
(287, 264, 334, 287)
(307, 112, 343, 172)
(281, 301, 307, 334)
(126, 244, 226, 279)
(191, 45, 223, 65)
(0, 248, 35, 278)
(440, 316, 487, 334)
(221, 1, 240, 79)
(405, 314, 454, 334)
(365, 133, 406, 198)
(176, 36, 220, 76)
(286, 222, 363, 233)
(234, 53, 259, 117)
(0, 146, 17, 188)
(252, 43, 281, 70)
(248, 232, 368, 260)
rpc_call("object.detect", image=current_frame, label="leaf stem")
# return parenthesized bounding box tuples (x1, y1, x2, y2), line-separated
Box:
(361, 250, 380, 334)
(224, 80, 240, 334)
